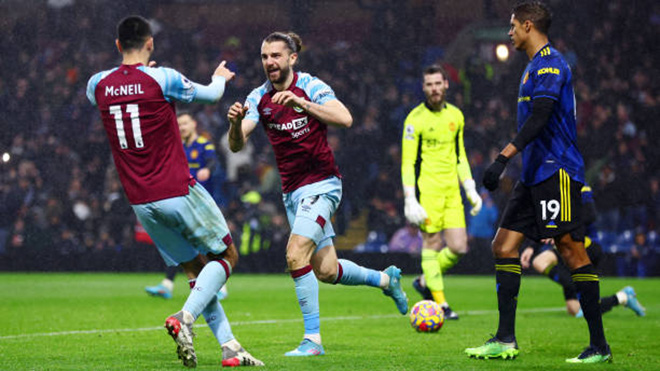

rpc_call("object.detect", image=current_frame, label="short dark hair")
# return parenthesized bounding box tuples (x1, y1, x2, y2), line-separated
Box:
(117, 15, 153, 51)
(263, 31, 303, 53)
(176, 110, 194, 119)
(423, 64, 448, 79)
(513, 1, 552, 35)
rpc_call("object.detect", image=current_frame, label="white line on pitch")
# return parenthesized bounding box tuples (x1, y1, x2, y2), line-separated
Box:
(0, 307, 564, 341)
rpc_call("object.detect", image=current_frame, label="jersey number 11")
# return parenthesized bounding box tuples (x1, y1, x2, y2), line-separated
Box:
(109, 104, 145, 149)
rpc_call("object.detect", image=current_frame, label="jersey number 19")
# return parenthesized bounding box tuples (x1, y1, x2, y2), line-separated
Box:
(540, 199, 560, 220)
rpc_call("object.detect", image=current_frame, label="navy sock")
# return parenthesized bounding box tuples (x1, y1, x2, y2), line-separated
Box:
(572, 265, 608, 350)
(599, 295, 618, 314)
(494, 258, 521, 343)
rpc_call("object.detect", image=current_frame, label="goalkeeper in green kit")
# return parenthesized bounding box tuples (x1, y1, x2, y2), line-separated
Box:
(401, 65, 482, 320)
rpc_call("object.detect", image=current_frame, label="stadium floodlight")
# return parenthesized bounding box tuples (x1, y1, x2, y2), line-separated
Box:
(496, 44, 509, 62)
(2, 152, 9, 163)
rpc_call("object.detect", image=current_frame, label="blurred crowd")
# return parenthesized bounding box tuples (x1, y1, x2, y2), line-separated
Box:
(0, 1, 658, 275)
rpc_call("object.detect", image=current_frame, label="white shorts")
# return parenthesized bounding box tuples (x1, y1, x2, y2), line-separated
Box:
(132, 183, 232, 266)
(283, 176, 342, 252)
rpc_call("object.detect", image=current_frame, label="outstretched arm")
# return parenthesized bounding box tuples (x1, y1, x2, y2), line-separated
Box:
(191, 61, 236, 104)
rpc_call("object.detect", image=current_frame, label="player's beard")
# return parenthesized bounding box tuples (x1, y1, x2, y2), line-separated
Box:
(428, 90, 446, 107)
(269, 64, 291, 85)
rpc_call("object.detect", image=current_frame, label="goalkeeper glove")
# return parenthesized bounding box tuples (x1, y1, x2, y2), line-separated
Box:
(483, 154, 509, 191)
(403, 186, 428, 226)
(463, 179, 482, 216)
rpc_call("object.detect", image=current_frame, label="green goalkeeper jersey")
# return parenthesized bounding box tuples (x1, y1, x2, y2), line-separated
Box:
(401, 102, 472, 196)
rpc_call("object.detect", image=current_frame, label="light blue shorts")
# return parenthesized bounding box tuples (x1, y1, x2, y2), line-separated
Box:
(132, 184, 232, 266)
(283, 176, 342, 252)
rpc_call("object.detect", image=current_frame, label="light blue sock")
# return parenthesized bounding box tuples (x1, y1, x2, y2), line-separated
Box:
(183, 260, 231, 320)
(292, 266, 320, 335)
(202, 299, 234, 345)
(335, 259, 381, 287)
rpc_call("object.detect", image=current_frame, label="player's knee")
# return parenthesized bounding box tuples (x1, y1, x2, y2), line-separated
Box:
(286, 237, 314, 270)
(532, 258, 548, 274)
(449, 242, 468, 255)
(491, 239, 510, 257)
(181, 257, 205, 279)
(212, 244, 239, 269)
(285, 250, 308, 270)
(565, 299, 581, 316)
(313, 265, 337, 283)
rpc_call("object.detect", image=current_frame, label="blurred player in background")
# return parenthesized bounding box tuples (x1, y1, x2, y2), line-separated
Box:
(520, 185, 645, 317)
(401, 64, 482, 320)
(87, 15, 262, 367)
(145, 111, 229, 301)
(466, 1, 611, 363)
(227, 31, 408, 357)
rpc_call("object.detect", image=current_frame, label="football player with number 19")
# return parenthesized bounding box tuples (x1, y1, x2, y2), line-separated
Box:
(227, 31, 408, 357)
(87, 15, 262, 368)
(465, 1, 611, 364)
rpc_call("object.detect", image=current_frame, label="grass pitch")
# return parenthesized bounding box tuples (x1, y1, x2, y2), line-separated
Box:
(1, 273, 658, 370)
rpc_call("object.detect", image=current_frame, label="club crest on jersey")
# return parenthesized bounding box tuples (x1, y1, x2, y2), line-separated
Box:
(448, 122, 456, 131)
(181, 76, 193, 90)
(523, 72, 529, 84)
(190, 149, 199, 159)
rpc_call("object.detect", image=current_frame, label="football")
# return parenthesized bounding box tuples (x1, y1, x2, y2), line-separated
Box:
(409, 300, 444, 332)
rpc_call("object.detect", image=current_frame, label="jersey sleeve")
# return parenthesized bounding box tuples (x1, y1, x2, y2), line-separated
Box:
(304, 77, 337, 105)
(401, 111, 421, 188)
(86, 73, 101, 106)
(244, 88, 263, 123)
(159, 67, 197, 103)
(531, 58, 566, 101)
(203, 142, 216, 160)
(86, 69, 117, 106)
(455, 111, 473, 183)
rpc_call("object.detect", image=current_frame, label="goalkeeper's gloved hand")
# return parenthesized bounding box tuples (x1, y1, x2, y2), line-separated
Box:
(403, 186, 428, 226)
(483, 154, 509, 191)
(463, 179, 482, 216)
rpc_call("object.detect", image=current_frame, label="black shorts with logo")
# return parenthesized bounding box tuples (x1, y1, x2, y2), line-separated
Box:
(500, 169, 584, 242)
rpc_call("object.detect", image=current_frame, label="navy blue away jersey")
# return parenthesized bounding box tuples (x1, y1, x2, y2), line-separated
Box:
(517, 43, 584, 186)
(184, 136, 216, 191)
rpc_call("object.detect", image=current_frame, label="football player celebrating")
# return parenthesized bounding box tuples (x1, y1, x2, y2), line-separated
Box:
(87, 15, 262, 367)
(227, 31, 408, 357)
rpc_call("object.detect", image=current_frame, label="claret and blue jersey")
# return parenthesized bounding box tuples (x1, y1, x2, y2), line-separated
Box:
(517, 43, 584, 186)
(86, 64, 216, 204)
(244, 71, 341, 193)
